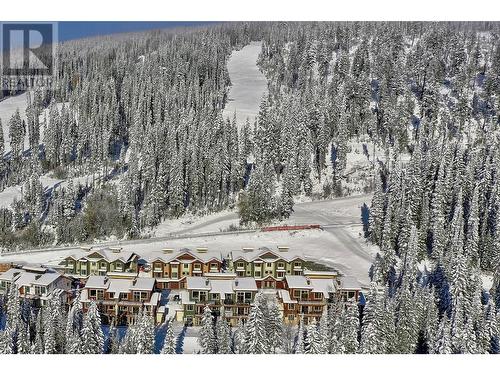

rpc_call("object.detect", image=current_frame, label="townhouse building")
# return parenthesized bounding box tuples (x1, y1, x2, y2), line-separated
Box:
(0, 267, 73, 306)
(227, 247, 305, 289)
(80, 275, 161, 325)
(278, 272, 362, 325)
(61, 247, 140, 279)
(278, 275, 336, 325)
(174, 275, 258, 326)
(148, 248, 223, 289)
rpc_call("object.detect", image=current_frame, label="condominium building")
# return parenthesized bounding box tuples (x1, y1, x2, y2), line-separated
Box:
(61, 247, 140, 279)
(174, 275, 258, 326)
(0, 267, 73, 306)
(148, 248, 223, 289)
(227, 247, 305, 289)
(80, 275, 160, 325)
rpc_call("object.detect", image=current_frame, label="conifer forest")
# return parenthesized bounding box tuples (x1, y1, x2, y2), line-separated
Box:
(1, 21, 500, 355)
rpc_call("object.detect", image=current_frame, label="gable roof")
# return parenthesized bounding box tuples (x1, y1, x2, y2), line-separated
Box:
(232, 277, 258, 291)
(231, 248, 303, 263)
(31, 273, 62, 286)
(285, 275, 313, 290)
(0, 268, 26, 282)
(186, 276, 211, 290)
(309, 278, 337, 297)
(149, 248, 222, 264)
(84, 275, 109, 289)
(129, 277, 155, 291)
(340, 276, 362, 291)
(66, 248, 138, 263)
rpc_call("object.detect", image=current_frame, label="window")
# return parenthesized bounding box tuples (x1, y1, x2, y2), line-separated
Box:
(100, 262, 107, 269)
(237, 262, 244, 268)
(277, 262, 285, 269)
(314, 292, 323, 299)
(348, 291, 356, 299)
(294, 262, 301, 268)
(192, 291, 199, 299)
(314, 306, 322, 312)
(184, 264, 189, 269)
(81, 268, 87, 276)
(133, 291, 146, 302)
(89, 289, 96, 297)
(210, 293, 219, 301)
(210, 263, 217, 269)
(293, 290, 300, 298)
(194, 263, 201, 270)
(288, 315, 295, 321)
(266, 263, 272, 267)
(254, 271, 261, 278)
(186, 305, 194, 311)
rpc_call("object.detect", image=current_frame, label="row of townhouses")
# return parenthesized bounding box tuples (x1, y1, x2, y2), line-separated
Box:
(0, 245, 362, 326)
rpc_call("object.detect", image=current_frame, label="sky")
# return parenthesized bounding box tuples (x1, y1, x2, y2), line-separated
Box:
(57, 21, 217, 41)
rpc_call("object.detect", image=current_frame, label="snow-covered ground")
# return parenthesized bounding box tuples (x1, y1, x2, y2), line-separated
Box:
(222, 41, 267, 129)
(0, 171, 96, 209)
(0, 195, 374, 287)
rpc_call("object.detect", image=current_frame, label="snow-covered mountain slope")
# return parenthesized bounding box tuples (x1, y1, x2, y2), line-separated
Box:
(222, 41, 267, 128)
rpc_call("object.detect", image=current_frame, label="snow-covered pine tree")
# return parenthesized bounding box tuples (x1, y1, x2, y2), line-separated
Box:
(161, 320, 177, 354)
(198, 306, 216, 354)
(80, 300, 104, 354)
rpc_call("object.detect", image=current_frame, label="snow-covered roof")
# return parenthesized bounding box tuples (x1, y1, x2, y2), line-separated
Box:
(209, 279, 234, 296)
(14, 272, 38, 287)
(285, 275, 313, 290)
(179, 290, 194, 304)
(145, 292, 161, 306)
(107, 279, 133, 294)
(22, 264, 47, 273)
(303, 270, 339, 277)
(186, 277, 211, 290)
(0, 268, 26, 281)
(84, 275, 109, 289)
(129, 277, 155, 291)
(231, 248, 302, 263)
(31, 273, 61, 286)
(149, 248, 221, 264)
(340, 276, 362, 291)
(309, 278, 337, 297)
(232, 277, 257, 291)
(67, 248, 138, 263)
(278, 289, 297, 304)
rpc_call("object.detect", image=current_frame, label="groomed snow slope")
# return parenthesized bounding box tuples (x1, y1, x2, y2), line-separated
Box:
(222, 41, 267, 129)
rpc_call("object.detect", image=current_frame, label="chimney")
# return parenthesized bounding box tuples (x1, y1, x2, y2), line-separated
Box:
(235, 280, 239, 286)
(81, 246, 93, 252)
(277, 246, 289, 252)
(205, 279, 210, 286)
(110, 247, 122, 253)
(196, 247, 208, 253)
(162, 248, 174, 254)
(242, 247, 254, 253)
